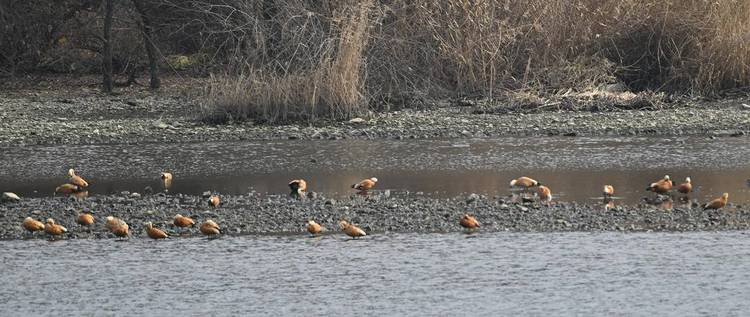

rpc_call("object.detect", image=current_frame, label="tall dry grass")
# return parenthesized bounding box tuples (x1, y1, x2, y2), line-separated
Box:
(175, 0, 750, 122)
(202, 0, 373, 123)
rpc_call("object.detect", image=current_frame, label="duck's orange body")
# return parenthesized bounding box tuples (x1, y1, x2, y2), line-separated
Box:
(209, 195, 221, 207)
(145, 222, 168, 239)
(459, 214, 480, 229)
(173, 214, 195, 227)
(352, 178, 378, 191)
(77, 213, 95, 226)
(677, 177, 692, 194)
(44, 219, 67, 236)
(306, 220, 324, 234)
(106, 216, 130, 238)
(339, 220, 366, 237)
(200, 220, 221, 236)
(112, 224, 130, 238)
(537, 185, 552, 202)
(68, 169, 89, 188)
(22, 217, 45, 232)
(647, 175, 672, 194)
(55, 183, 80, 194)
(603, 185, 614, 197)
(72, 191, 89, 199)
(704, 193, 729, 210)
(510, 176, 540, 188)
(105, 216, 124, 230)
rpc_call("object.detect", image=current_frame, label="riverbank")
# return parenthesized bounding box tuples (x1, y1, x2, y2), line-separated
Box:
(1, 76, 749, 146)
(1, 192, 748, 240)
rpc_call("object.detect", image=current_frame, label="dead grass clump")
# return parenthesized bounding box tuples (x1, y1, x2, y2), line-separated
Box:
(202, 0, 372, 123)
(692, 1, 750, 93)
(6, 0, 750, 120)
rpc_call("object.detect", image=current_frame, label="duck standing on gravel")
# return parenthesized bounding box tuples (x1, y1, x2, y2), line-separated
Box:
(44, 219, 68, 238)
(160, 172, 173, 188)
(704, 193, 729, 210)
(209, 195, 221, 207)
(1, 192, 21, 202)
(173, 214, 195, 230)
(106, 216, 130, 239)
(145, 222, 168, 239)
(22, 217, 45, 235)
(339, 220, 366, 238)
(68, 168, 89, 188)
(200, 220, 221, 236)
(289, 179, 307, 198)
(677, 177, 692, 195)
(459, 214, 480, 230)
(646, 175, 672, 194)
(306, 220, 324, 235)
(77, 212, 95, 226)
(352, 177, 378, 192)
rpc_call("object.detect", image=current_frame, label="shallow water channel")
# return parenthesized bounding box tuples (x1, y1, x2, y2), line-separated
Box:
(2, 231, 750, 316)
(1, 136, 749, 205)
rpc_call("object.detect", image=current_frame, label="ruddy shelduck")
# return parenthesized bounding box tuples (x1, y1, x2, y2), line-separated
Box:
(173, 214, 195, 228)
(604, 200, 615, 211)
(646, 175, 673, 194)
(677, 177, 692, 194)
(76, 213, 95, 226)
(55, 184, 80, 194)
(306, 220, 324, 235)
(145, 222, 168, 239)
(200, 219, 221, 236)
(352, 177, 378, 191)
(704, 193, 729, 210)
(68, 168, 89, 188)
(459, 214, 480, 229)
(22, 217, 45, 233)
(161, 172, 173, 188)
(1, 192, 21, 202)
(44, 218, 68, 236)
(537, 185, 552, 202)
(339, 220, 366, 238)
(72, 191, 89, 199)
(603, 185, 614, 197)
(289, 179, 307, 196)
(209, 195, 221, 207)
(106, 216, 130, 238)
(105, 216, 125, 230)
(509, 176, 541, 188)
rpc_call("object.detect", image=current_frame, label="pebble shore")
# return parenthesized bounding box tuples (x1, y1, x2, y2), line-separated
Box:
(1, 192, 748, 240)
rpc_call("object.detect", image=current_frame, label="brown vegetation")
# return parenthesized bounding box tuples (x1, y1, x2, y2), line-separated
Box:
(2, 1, 750, 122)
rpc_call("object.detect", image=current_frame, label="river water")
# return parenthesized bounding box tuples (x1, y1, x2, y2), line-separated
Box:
(1, 137, 748, 205)
(1, 231, 749, 316)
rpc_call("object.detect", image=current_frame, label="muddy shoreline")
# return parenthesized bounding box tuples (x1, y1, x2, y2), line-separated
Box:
(1, 192, 749, 240)
(1, 77, 749, 146)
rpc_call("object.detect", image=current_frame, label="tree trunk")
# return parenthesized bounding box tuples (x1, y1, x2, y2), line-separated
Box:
(102, 0, 113, 93)
(132, 0, 160, 89)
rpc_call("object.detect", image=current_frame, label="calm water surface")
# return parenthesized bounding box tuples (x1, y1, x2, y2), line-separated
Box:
(1, 137, 749, 205)
(2, 231, 750, 316)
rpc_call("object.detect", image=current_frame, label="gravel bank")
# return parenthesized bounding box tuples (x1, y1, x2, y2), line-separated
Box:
(1, 192, 748, 240)
(1, 78, 749, 146)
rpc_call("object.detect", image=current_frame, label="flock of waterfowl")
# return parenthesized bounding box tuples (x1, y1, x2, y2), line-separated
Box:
(2, 169, 735, 241)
